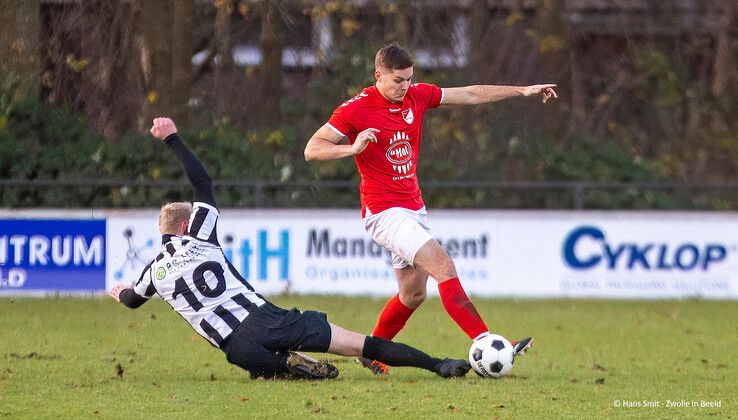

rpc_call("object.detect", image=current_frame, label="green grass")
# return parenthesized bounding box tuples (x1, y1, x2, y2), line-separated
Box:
(0, 297, 735, 419)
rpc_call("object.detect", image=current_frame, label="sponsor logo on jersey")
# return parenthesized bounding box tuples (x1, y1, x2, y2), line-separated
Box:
(386, 131, 413, 175)
(402, 108, 414, 124)
(156, 267, 166, 280)
(389, 107, 401, 112)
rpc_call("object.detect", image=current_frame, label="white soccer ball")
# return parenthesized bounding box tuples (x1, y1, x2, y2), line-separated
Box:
(469, 334, 515, 378)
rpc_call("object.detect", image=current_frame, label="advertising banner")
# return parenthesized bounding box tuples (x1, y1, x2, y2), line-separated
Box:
(490, 213, 738, 298)
(278, 210, 493, 296)
(0, 219, 106, 293)
(107, 211, 297, 295)
(105, 210, 495, 296)
(3, 210, 737, 299)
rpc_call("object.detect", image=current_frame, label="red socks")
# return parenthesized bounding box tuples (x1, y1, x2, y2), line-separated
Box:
(371, 293, 415, 340)
(438, 277, 489, 340)
(372, 279, 489, 341)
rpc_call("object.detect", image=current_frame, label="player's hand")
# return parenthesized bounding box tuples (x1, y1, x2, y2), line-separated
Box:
(149, 117, 178, 140)
(522, 84, 559, 103)
(352, 128, 380, 155)
(109, 284, 128, 302)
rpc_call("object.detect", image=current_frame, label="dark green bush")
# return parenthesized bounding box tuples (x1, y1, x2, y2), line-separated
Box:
(0, 90, 726, 210)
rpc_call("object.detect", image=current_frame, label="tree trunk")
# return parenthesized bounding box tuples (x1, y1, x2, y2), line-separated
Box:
(212, 0, 235, 118)
(0, 0, 41, 99)
(170, 0, 193, 125)
(81, 1, 143, 138)
(567, 39, 587, 137)
(140, 0, 193, 126)
(466, 0, 490, 83)
(260, 0, 285, 125)
(534, 0, 568, 138)
(714, 0, 737, 135)
(215, 0, 235, 68)
(392, 0, 412, 47)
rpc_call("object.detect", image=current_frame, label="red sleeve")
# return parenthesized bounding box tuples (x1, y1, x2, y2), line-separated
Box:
(413, 83, 443, 111)
(326, 103, 356, 138)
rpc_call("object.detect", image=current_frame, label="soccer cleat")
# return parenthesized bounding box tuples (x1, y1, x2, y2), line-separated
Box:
(511, 337, 534, 356)
(434, 358, 471, 378)
(356, 357, 389, 375)
(286, 352, 339, 380)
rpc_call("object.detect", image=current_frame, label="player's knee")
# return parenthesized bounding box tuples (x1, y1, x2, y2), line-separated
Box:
(433, 257, 457, 281)
(417, 246, 457, 280)
(400, 290, 426, 308)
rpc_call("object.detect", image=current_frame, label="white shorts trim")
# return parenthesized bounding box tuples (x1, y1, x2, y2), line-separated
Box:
(363, 206, 432, 269)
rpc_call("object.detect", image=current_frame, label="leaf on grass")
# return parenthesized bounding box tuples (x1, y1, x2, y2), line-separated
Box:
(592, 363, 606, 371)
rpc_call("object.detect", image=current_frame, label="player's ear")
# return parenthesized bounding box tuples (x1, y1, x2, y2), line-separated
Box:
(374, 68, 382, 82)
(179, 220, 188, 236)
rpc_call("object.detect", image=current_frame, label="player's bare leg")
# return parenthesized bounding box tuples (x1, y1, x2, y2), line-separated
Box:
(396, 266, 428, 309)
(359, 267, 428, 375)
(413, 240, 535, 355)
(413, 239, 490, 340)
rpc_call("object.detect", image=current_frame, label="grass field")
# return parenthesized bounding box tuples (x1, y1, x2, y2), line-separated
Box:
(0, 296, 735, 419)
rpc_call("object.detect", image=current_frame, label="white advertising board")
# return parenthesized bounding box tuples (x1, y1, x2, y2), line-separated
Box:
(488, 212, 738, 298)
(105, 209, 495, 296)
(4, 209, 736, 299)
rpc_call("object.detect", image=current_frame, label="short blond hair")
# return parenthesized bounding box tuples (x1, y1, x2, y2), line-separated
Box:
(159, 202, 193, 234)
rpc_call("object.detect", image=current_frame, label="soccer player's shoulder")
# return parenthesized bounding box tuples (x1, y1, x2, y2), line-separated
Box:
(338, 87, 372, 110)
(409, 82, 436, 94)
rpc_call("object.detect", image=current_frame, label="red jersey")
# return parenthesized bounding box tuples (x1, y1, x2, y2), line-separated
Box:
(326, 83, 443, 217)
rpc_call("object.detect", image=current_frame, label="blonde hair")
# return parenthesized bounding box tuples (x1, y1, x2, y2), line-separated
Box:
(159, 202, 193, 234)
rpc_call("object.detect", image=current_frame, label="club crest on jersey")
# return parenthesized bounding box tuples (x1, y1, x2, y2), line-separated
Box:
(386, 131, 413, 174)
(156, 267, 166, 280)
(402, 108, 414, 124)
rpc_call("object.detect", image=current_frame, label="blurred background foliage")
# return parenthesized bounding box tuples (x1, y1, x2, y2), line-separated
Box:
(0, 0, 736, 209)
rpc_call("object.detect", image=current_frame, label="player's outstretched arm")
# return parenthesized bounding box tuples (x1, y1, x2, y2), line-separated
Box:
(110, 284, 148, 309)
(441, 84, 558, 106)
(149, 117, 217, 208)
(305, 125, 379, 161)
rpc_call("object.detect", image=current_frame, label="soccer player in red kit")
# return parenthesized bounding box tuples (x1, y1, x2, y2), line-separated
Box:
(304, 43, 558, 374)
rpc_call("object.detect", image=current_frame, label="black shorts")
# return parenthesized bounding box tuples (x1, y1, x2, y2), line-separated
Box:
(220, 302, 332, 378)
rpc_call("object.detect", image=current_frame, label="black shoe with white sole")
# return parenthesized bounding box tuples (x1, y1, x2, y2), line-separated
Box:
(512, 337, 534, 356)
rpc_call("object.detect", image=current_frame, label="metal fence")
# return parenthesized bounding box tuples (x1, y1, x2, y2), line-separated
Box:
(3, 178, 738, 210)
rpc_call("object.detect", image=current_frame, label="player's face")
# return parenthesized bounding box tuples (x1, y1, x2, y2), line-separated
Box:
(375, 67, 413, 103)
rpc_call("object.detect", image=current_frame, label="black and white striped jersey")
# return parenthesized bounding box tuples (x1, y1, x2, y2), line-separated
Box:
(134, 202, 266, 347)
